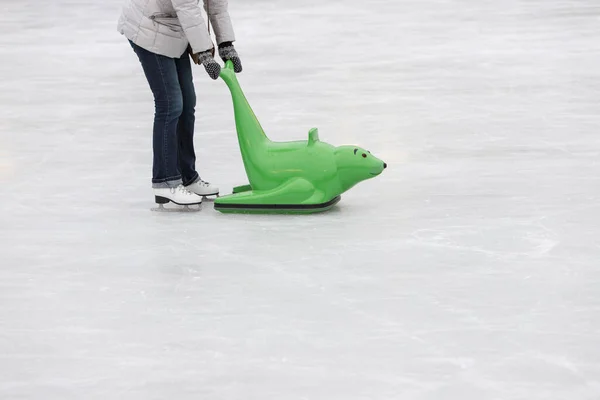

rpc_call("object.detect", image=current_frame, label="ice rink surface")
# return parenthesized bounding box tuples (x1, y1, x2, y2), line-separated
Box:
(1, 0, 600, 399)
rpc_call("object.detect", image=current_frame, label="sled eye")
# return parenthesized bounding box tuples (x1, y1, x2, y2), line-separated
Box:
(362, 153, 367, 158)
(354, 148, 358, 155)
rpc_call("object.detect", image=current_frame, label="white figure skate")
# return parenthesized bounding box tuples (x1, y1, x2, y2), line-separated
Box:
(185, 178, 219, 201)
(152, 185, 203, 212)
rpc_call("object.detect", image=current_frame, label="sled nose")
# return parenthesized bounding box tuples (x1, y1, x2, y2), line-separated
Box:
(383, 163, 387, 169)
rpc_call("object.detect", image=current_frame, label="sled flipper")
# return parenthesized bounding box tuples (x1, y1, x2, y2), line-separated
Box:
(214, 178, 339, 214)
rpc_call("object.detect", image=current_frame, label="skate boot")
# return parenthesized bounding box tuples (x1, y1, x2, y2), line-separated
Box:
(185, 178, 219, 199)
(152, 184, 203, 212)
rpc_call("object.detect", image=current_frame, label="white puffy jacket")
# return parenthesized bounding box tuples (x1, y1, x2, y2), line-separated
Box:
(117, 0, 236, 58)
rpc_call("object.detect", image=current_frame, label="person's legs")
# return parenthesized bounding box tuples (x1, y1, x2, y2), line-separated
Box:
(130, 41, 183, 189)
(174, 51, 220, 196)
(174, 51, 200, 186)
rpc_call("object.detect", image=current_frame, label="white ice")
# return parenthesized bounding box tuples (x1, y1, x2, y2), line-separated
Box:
(1, 0, 600, 399)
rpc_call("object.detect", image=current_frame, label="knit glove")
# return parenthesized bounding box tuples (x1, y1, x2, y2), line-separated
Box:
(218, 42, 242, 73)
(195, 49, 221, 80)
(188, 44, 214, 64)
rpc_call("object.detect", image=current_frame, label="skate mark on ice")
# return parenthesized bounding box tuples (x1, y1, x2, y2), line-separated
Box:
(408, 221, 560, 259)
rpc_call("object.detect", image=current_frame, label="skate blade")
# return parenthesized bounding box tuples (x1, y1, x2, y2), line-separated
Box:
(201, 193, 219, 202)
(151, 203, 202, 212)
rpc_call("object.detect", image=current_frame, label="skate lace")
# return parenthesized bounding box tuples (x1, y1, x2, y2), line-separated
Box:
(171, 185, 193, 195)
(198, 179, 211, 187)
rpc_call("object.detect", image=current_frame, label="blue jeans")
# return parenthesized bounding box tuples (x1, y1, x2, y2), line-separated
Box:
(129, 40, 200, 188)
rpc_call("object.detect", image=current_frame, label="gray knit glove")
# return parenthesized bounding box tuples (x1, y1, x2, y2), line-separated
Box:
(197, 49, 221, 80)
(218, 42, 242, 73)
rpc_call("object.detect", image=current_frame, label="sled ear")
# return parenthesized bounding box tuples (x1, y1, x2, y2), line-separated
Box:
(307, 128, 319, 146)
(225, 60, 235, 70)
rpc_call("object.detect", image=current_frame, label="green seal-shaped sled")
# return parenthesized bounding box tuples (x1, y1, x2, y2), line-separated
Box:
(215, 60, 386, 214)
